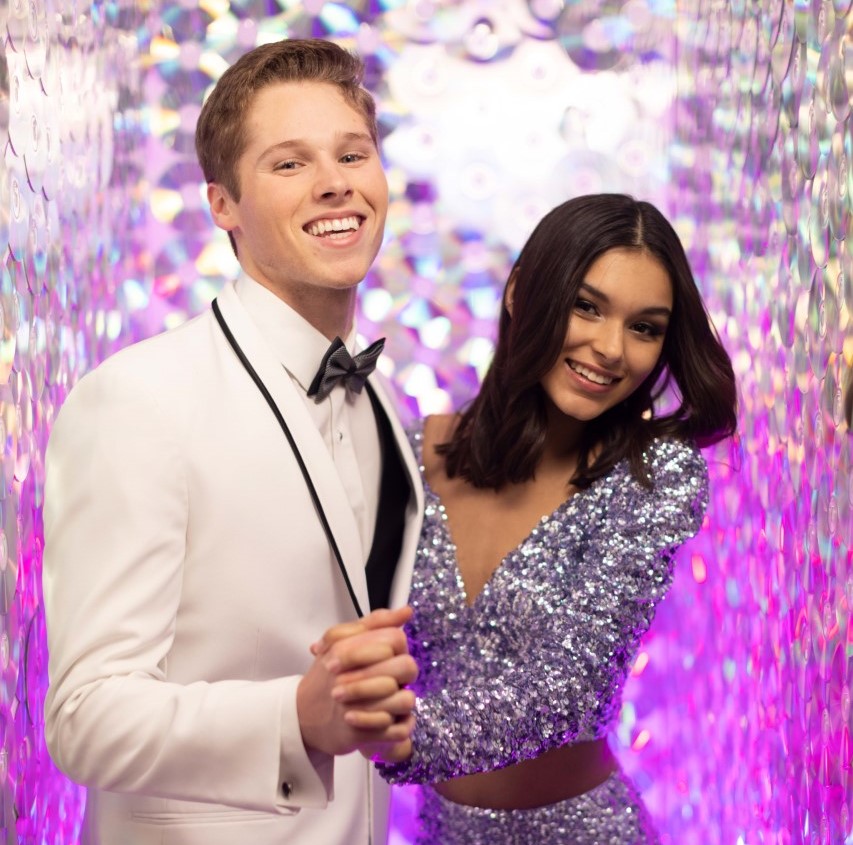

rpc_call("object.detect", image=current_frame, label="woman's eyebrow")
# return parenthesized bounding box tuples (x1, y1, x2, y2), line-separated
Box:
(578, 282, 672, 318)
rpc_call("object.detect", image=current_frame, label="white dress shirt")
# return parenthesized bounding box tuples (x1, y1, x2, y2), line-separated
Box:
(235, 274, 382, 560)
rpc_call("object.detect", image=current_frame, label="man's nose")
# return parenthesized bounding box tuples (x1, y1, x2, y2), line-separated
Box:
(313, 158, 352, 200)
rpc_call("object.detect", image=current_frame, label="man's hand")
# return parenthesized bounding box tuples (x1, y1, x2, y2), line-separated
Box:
(297, 608, 418, 762)
(310, 606, 413, 657)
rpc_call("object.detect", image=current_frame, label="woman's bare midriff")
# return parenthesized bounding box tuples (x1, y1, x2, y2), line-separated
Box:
(433, 739, 618, 811)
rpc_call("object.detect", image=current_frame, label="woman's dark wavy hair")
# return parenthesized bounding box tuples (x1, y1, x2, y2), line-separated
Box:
(439, 193, 738, 490)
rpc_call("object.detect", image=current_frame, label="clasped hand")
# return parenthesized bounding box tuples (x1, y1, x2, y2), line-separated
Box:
(297, 607, 418, 764)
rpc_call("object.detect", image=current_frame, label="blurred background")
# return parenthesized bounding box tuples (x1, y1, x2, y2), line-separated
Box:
(0, 0, 851, 842)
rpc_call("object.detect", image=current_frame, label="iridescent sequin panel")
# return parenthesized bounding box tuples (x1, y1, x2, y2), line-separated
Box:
(3, 1, 852, 842)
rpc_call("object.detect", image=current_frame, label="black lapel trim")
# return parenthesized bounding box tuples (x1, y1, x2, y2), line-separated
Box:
(212, 298, 365, 619)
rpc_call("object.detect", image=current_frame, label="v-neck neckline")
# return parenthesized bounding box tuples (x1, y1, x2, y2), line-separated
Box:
(421, 475, 596, 610)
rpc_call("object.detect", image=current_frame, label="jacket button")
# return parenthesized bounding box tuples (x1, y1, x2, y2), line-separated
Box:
(282, 781, 293, 799)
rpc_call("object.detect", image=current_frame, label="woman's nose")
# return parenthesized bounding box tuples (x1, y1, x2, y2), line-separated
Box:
(591, 323, 624, 363)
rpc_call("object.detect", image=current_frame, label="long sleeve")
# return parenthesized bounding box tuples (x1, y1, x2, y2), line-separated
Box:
(42, 352, 329, 813)
(379, 437, 708, 785)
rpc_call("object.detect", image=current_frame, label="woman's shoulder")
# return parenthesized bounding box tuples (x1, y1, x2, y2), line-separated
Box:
(415, 414, 458, 477)
(635, 437, 709, 520)
(422, 413, 458, 445)
(404, 413, 455, 459)
(406, 414, 457, 476)
(596, 436, 708, 507)
(597, 436, 706, 489)
(644, 435, 707, 479)
(591, 437, 710, 541)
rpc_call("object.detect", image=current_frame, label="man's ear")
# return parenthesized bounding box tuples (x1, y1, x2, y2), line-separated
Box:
(504, 271, 517, 317)
(207, 183, 238, 234)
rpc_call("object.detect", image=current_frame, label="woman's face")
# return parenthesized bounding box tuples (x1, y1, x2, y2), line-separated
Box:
(540, 248, 673, 424)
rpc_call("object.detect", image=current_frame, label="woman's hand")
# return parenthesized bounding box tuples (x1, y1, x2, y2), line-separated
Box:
(306, 606, 418, 763)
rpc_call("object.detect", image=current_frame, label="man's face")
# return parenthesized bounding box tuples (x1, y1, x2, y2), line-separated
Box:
(210, 81, 388, 306)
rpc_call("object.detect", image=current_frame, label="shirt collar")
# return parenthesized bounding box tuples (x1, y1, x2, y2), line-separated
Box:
(234, 273, 359, 393)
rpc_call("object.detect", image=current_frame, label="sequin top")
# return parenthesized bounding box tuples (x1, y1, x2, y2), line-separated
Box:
(378, 420, 709, 786)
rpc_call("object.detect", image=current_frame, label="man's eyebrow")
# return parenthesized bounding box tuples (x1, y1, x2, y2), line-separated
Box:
(578, 282, 672, 317)
(257, 132, 375, 162)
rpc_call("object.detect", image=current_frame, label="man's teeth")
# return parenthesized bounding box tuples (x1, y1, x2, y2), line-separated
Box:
(306, 216, 361, 237)
(569, 361, 614, 385)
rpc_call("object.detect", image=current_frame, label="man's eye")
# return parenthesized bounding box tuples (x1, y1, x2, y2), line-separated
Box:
(274, 160, 299, 171)
(340, 153, 367, 164)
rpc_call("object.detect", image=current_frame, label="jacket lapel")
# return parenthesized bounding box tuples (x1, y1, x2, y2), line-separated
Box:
(364, 375, 425, 609)
(214, 282, 370, 617)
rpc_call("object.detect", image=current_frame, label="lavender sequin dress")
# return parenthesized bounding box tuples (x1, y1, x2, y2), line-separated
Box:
(379, 420, 709, 844)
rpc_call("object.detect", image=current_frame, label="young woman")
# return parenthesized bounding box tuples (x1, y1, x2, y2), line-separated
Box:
(319, 193, 737, 844)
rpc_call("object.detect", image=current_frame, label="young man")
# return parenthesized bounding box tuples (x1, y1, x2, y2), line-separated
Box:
(42, 39, 424, 845)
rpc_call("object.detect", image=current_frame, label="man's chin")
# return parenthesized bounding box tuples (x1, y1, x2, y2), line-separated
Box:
(316, 260, 378, 290)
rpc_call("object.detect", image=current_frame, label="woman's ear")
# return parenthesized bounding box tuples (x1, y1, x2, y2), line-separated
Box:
(505, 271, 517, 317)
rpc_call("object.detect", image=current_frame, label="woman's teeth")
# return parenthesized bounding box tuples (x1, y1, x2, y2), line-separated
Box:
(569, 361, 614, 385)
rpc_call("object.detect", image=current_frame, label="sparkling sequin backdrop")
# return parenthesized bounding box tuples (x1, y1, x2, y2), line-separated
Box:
(667, 2, 853, 841)
(0, 0, 147, 841)
(0, 0, 850, 843)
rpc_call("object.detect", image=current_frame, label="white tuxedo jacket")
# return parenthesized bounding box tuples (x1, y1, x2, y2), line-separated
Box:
(42, 281, 424, 845)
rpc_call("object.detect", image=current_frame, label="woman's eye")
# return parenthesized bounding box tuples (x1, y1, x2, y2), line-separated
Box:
(574, 299, 597, 315)
(634, 322, 665, 337)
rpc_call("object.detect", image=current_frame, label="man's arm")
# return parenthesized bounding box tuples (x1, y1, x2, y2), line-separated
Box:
(42, 361, 414, 812)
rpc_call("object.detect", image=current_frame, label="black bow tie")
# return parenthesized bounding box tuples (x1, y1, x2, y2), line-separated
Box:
(307, 336, 385, 401)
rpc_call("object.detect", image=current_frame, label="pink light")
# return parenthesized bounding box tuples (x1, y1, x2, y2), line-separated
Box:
(631, 651, 650, 677)
(691, 554, 707, 583)
(632, 729, 652, 752)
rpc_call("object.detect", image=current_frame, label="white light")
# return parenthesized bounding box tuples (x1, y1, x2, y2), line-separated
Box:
(402, 363, 436, 396)
(362, 288, 394, 323)
(418, 388, 452, 415)
(420, 316, 451, 349)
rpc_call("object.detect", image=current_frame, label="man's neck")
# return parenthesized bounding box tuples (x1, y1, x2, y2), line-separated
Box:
(247, 276, 358, 341)
(287, 290, 357, 342)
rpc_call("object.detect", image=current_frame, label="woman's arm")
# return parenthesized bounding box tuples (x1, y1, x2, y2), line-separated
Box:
(378, 439, 709, 785)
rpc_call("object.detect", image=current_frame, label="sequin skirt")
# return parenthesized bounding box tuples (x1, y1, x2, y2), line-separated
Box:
(413, 769, 661, 845)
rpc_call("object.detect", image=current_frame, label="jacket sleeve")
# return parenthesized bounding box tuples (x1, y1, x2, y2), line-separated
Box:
(378, 439, 709, 785)
(42, 361, 330, 813)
